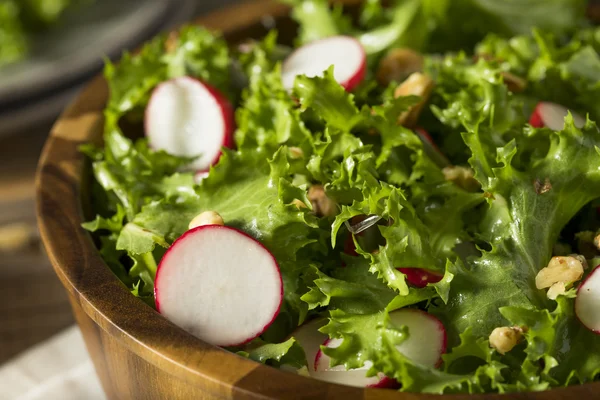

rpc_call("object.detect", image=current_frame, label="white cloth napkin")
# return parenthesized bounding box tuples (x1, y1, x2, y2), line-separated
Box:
(0, 326, 105, 400)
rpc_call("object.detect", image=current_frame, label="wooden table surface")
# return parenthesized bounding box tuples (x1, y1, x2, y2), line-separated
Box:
(0, 125, 73, 364)
(0, 0, 240, 365)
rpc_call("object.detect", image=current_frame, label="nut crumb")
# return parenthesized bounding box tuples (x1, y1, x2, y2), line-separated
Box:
(501, 72, 527, 93)
(489, 326, 525, 355)
(568, 253, 588, 270)
(376, 48, 424, 87)
(164, 31, 179, 53)
(189, 211, 224, 229)
(288, 147, 304, 160)
(442, 166, 480, 192)
(308, 185, 337, 217)
(291, 199, 307, 209)
(394, 73, 434, 128)
(535, 256, 584, 290)
(534, 178, 552, 194)
(547, 282, 566, 300)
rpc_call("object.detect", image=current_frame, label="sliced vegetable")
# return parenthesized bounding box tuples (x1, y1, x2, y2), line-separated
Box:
(281, 35, 366, 91)
(155, 225, 283, 347)
(576, 265, 600, 334)
(145, 76, 235, 172)
(529, 102, 586, 131)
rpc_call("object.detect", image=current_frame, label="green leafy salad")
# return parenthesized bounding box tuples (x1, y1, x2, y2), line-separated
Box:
(82, 0, 600, 394)
(0, 0, 90, 67)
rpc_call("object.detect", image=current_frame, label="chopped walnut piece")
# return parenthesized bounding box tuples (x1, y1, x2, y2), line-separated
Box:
(568, 254, 588, 270)
(188, 211, 224, 229)
(291, 199, 307, 209)
(535, 256, 584, 290)
(547, 282, 567, 300)
(442, 166, 480, 192)
(376, 48, 424, 87)
(501, 72, 527, 93)
(489, 326, 525, 355)
(394, 73, 434, 128)
(534, 178, 552, 194)
(308, 185, 337, 217)
(288, 147, 304, 160)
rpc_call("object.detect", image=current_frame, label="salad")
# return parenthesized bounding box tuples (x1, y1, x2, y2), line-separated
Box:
(0, 0, 91, 67)
(82, 0, 600, 394)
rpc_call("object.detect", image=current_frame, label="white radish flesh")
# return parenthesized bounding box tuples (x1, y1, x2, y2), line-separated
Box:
(313, 338, 396, 388)
(576, 265, 600, 334)
(290, 319, 328, 372)
(155, 225, 282, 347)
(389, 309, 446, 368)
(282, 36, 366, 92)
(145, 76, 234, 172)
(529, 102, 585, 131)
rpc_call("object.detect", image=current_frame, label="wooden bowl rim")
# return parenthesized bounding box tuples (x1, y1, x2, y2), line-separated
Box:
(36, 0, 600, 398)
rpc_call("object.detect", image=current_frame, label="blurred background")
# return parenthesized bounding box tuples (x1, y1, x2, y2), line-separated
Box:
(0, 0, 239, 365)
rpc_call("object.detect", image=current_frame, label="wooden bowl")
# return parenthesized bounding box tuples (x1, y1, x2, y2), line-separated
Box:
(36, 0, 600, 399)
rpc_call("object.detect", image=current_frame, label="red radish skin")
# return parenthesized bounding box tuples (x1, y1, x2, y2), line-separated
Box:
(145, 76, 235, 172)
(397, 268, 444, 288)
(343, 234, 359, 257)
(282, 36, 366, 92)
(529, 102, 586, 131)
(155, 225, 283, 347)
(575, 265, 600, 334)
(416, 128, 450, 168)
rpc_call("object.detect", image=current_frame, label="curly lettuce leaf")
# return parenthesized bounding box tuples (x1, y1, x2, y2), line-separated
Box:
(284, 0, 585, 56)
(321, 307, 507, 393)
(501, 297, 600, 387)
(280, 0, 351, 45)
(238, 337, 306, 368)
(104, 25, 231, 120)
(478, 27, 600, 122)
(431, 60, 600, 344)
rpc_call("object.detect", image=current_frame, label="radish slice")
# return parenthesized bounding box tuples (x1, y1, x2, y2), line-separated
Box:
(290, 319, 328, 372)
(529, 102, 586, 131)
(397, 268, 444, 288)
(282, 36, 366, 92)
(313, 338, 397, 388)
(145, 76, 235, 172)
(389, 309, 446, 368)
(308, 309, 445, 388)
(576, 265, 600, 334)
(155, 225, 282, 347)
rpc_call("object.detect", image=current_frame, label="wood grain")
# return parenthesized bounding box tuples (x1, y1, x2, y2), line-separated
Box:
(36, 0, 600, 399)
(0, 126, 74, 364)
